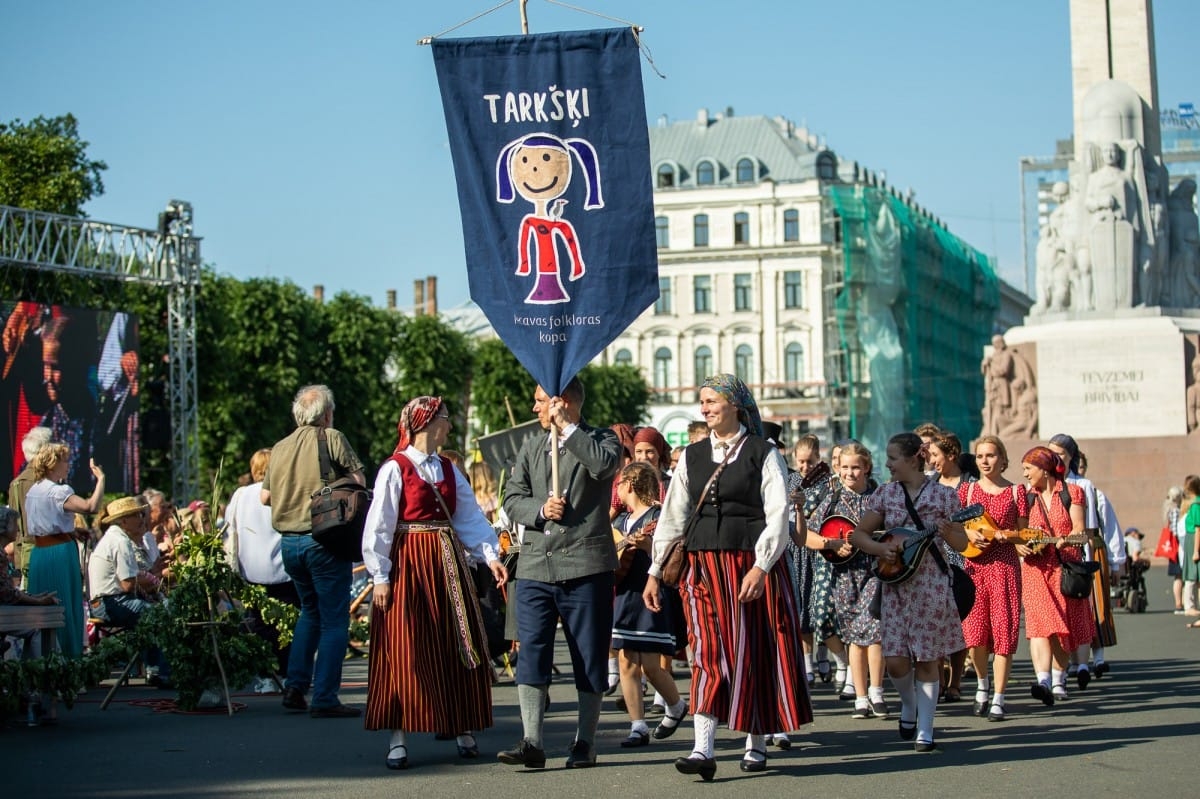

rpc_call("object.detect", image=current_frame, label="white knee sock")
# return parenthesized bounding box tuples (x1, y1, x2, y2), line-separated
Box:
(744, 734, 767, 761)
(1051, 668, 1066, 687)
(915, 680, 939, 745)
(692, 712, 717, 758)
(890, 669, 916, 723)
(389, 729, 408, 749)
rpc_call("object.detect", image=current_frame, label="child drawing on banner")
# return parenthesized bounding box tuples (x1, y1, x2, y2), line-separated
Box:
(496, 132, 604, 304)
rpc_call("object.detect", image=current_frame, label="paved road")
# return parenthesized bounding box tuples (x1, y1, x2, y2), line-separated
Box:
(4, 566, 1197, 798)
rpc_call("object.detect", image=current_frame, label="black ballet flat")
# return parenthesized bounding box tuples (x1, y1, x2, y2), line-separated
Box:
(386, 744, 409, 770)
(620, 730, 650, 748)
(739, 749, 767, 772)
(898, 720, 917, 741)
(675, 754, 717, 781)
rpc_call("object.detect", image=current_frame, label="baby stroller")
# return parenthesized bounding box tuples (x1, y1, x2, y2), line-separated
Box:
(1118, 559, 1149, 613)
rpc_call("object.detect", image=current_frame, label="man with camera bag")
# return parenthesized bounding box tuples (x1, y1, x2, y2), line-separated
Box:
(262, 384, 364, 718)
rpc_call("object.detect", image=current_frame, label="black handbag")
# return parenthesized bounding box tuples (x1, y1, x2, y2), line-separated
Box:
(309, 428, 372, 561)
(1058, 554, 1100, 599)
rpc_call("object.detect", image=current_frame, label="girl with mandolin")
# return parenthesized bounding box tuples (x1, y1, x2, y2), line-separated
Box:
(848, 433, 968, 753)
(938, 435, 1028, 722)
(1018, 446, 1092, 708)
(804, 441, 888, 720)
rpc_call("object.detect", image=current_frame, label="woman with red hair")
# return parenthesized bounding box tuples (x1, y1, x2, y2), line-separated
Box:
(1018, 446, 1091, 709)
(361, 397, 507, 770)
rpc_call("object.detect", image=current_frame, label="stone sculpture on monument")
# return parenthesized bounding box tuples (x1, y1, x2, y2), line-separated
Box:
(980, 335, 1038, 439)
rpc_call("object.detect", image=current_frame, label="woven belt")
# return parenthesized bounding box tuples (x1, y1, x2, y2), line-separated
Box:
(33, 533, 74, 547)
(395, 522, 452, 533)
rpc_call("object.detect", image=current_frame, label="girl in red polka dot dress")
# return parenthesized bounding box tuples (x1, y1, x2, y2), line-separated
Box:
(951, 436, 1027, 722)
(1017, 446, 1092, 709)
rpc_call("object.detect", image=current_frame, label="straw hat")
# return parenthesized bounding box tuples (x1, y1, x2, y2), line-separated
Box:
(100, 496, 149, 526)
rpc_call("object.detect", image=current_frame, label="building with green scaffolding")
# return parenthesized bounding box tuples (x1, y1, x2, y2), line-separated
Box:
(599, 108, 1010, 454)
(827, 185, 1000, 456)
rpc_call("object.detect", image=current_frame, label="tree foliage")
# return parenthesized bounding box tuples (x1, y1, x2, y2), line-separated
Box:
(0, 114, 107, 216)
(469, 338, 537, 435)
(577, 363, 652, 428)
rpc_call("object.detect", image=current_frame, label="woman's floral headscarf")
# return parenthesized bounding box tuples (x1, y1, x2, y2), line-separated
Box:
(395, 396, 444, 453)
(700, 374, 763, 437)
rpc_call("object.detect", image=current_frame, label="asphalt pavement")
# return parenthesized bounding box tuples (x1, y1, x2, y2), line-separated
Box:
(4, 565, 1197, 799)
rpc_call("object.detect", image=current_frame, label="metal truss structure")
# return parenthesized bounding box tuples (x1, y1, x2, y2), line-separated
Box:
(0, 202, 201, 500)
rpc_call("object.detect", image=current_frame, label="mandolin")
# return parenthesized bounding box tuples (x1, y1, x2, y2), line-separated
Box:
(871, 504, 984, 584)
(961, 512, 1088, 559)
(817, 515, 858, 564)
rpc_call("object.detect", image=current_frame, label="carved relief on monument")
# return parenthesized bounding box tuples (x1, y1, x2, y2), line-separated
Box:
(1186, 334, 1200, 435)
(1032, 79, 1200, 314)
(981, 335, 1038, 439)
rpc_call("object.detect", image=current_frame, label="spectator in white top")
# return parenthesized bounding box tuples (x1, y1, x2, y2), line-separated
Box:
(225, 447, 298, 677)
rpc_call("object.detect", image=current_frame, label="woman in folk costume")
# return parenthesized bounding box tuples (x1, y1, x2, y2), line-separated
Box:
(362, 397, 507, 770)
(643, 374, 811, 781)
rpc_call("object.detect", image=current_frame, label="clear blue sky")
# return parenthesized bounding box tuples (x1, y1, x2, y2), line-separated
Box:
(4, 0, 1198, 307)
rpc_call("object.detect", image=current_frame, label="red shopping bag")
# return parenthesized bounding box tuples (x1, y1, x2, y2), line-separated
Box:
(1154, 526, 1179, 560)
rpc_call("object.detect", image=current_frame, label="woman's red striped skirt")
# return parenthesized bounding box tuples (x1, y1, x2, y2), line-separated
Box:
(679, 549, 812, 734)
(364, 529, 494, 732)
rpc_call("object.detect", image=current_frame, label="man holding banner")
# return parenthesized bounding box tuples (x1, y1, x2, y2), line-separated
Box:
(499, 379, 620, 768)
(431, 20, 658, 769)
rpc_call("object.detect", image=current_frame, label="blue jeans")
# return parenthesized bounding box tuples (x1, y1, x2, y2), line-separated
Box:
(281, 535, 351, 708)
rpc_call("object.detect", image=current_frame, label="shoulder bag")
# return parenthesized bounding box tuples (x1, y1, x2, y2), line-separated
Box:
(904, 486, 975, 620)
(660, 436, 747, 588)
(309, 428, 372, 561)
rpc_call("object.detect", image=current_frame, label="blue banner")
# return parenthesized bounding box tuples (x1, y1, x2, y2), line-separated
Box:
(432, 28, 658, 396)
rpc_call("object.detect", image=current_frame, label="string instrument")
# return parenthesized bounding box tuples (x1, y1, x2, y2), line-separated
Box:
(817, 515, 858, 565)
(872, 503, 984, 585)
(613, 519, 657, 554)
(959, 511, 1044, 559)
(498, 528, 514, 554)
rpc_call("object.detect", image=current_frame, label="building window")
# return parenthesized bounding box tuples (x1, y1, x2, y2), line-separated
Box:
(693, 214, 709, 247)
(735, 344, 754, 384)
(694, 345, 713, 385)
(734, 273, 753, 311)
(734, 212, 750, 246)
(783, 209, 799, 242)
(736, 158, 755, 183)
(654, 347, 672, 392)
(615, 348, 633, 365)
(785, 342, 805, 382)
(816, 151, 837, 181)
(657, 163, 675, 188)
(655, 215, 669, 249)
(693, 275, 712, 313)
(655, 276, 672, 314)
(696, 160, 715, 186)
(784, 271, 804, 308)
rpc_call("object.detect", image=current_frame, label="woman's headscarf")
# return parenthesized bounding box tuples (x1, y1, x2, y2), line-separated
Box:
(700, 374, 763, 437)
(633, 426, 669, 468)
(395, 396, 444, 452)
(1047, 433, 1081, 475)
(1022, 445, 1065, 480)
(610, 423, 637, 461)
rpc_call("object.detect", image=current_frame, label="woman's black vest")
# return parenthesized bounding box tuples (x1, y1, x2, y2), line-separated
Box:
(684, 436, 773, 551)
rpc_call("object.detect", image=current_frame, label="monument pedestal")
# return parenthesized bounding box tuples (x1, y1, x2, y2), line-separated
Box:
(996, 313, 1200, 537)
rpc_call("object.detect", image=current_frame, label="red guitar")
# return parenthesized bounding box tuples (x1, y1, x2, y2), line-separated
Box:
(817, 515, 858, 565)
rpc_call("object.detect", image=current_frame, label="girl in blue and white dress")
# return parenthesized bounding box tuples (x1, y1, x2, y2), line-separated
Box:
(611, 461, 687, 747)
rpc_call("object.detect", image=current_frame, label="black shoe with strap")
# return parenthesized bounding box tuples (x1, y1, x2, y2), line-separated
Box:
(740, 749, 767, 773)
(675, 753, 717, 782)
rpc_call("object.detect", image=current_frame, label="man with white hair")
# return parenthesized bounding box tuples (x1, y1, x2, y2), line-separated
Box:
(262, 384, 364, 718)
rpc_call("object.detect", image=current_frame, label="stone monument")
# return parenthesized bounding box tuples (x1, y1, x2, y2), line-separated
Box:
(996, 0, 1200, 534)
